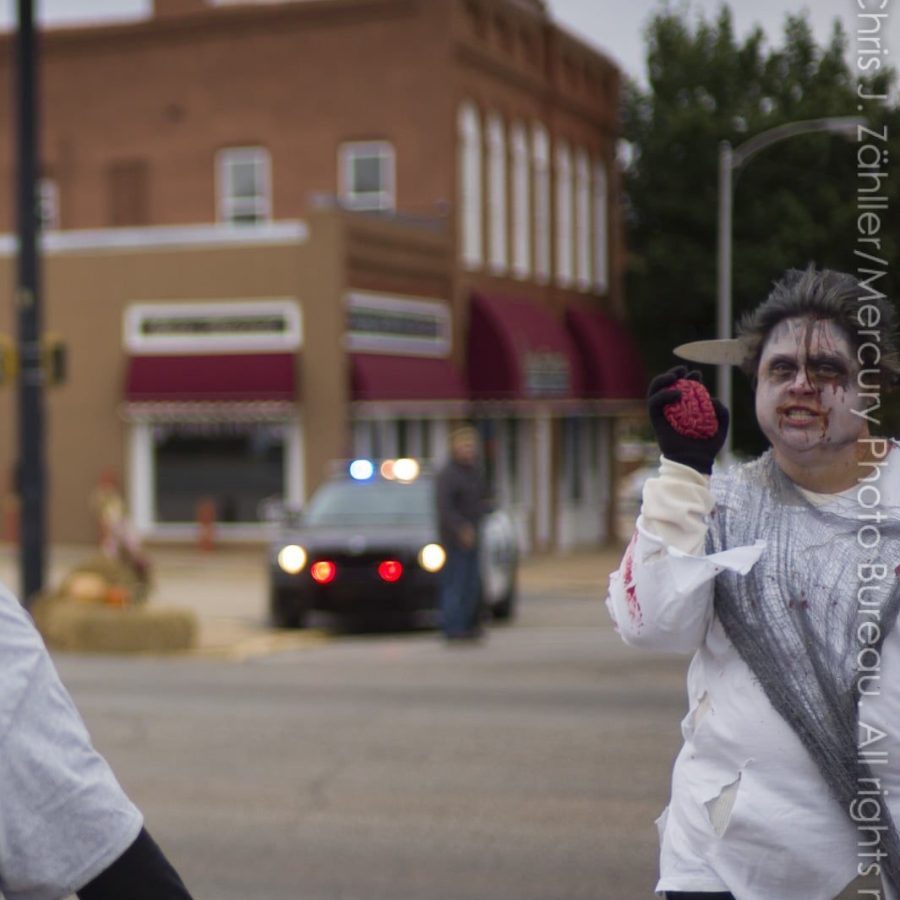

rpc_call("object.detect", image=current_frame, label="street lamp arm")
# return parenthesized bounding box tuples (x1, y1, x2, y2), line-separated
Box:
(731, 116, 863, 170)
(715, 113, 863, 463)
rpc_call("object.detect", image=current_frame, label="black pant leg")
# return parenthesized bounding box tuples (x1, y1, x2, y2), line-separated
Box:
(77, 827, 193, 900)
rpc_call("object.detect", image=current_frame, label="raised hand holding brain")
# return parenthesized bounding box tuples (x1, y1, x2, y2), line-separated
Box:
(663, 378, 719, 439)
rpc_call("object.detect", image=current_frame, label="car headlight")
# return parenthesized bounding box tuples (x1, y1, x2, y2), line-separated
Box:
(277, 544, 307, 574)
(418, 543, 446, 573)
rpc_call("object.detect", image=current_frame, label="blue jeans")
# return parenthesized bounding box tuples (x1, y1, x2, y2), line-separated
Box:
(439, 546, 481, 637)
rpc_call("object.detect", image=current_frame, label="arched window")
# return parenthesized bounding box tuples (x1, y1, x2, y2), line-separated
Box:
(575, 148, 591, 290)
(532, 123, 550, 284)
(555, 139, 573, 287)
(593, 160, 609, 292)
(510, 122, 530, 279)
(487, 112, 508, 273)
(457, 101, 483, 269)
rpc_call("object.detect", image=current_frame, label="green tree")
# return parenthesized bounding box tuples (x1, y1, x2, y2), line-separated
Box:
(623, 4, 900, 453)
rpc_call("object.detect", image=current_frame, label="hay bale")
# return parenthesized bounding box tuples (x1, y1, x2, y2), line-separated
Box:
(34, 599, 197, 654)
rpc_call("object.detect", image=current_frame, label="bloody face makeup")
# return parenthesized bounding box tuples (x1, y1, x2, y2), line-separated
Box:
(754, 317, 866, 463)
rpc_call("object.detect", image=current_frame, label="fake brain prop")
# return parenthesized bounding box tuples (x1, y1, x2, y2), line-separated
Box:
(663, 379, 719, 439)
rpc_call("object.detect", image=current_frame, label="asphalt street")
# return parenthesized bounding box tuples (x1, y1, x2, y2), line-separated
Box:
(40, 544, 691, 900)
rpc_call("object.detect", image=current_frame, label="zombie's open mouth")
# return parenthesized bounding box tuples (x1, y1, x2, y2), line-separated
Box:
(778, 406, 821, 424)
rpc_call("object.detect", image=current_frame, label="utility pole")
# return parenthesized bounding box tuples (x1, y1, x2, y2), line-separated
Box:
(14, 0, 45, 606)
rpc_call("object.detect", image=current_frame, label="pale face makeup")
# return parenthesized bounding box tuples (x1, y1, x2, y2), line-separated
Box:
(754, 317, 866, 465)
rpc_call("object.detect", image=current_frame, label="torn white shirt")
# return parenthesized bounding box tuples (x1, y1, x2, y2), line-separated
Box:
(607, 450, 900, 900)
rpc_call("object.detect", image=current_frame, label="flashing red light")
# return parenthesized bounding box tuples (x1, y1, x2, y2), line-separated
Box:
(378, 560, 403, 583)
(310, 561, 337, 584)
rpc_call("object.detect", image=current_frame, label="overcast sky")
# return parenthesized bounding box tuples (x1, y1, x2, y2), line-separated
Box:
(0, 0, 897, 84)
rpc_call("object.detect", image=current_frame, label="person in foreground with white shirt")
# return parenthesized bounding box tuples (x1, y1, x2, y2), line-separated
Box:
(607, 266, 900, 900)
(0, 580, 194, 898)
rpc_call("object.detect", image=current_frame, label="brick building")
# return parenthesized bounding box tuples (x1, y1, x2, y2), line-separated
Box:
(0, 0, 643, 550)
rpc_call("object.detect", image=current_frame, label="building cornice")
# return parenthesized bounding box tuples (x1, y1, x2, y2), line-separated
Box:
(0, 221, 308, 257)
(0, 0, 417, 56)
(454, 43, 618, 137)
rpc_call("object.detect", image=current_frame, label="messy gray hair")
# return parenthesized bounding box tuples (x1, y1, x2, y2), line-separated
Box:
(736, 265, 899, 383)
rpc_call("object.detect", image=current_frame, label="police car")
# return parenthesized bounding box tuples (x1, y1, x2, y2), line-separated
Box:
(267, 458, 519, 629)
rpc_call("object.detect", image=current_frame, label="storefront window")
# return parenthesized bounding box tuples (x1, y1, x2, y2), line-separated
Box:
(353, 418, 440, 463)
(153, 422, 285, 523)
(475, 419, 498, 499)
(396, 419, 409, 457)
(562, 417, 584, 503)
(506, 417, 520, 503)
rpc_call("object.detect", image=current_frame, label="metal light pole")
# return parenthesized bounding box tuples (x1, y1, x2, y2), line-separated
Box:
(14, 0, 45, 606)
(716, 115, 864, 460)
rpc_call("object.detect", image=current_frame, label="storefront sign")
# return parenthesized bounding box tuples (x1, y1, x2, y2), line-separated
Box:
(344, 291, 451, 356)
(125, 300, 302, 353)
(523, 351, 571, 397)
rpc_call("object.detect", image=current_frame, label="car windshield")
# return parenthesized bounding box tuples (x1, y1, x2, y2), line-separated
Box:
(303, 479, 435, 527)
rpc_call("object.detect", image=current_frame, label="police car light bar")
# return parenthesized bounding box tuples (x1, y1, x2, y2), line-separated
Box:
(348, 459, 376, 481)
(345, 458, 422, 483)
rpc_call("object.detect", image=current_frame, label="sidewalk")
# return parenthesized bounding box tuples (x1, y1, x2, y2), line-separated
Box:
(0, 539, 628, 658)
(519, 542, 626, 596)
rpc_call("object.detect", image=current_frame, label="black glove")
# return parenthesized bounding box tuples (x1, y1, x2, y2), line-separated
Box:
(647, 366, 729, 475)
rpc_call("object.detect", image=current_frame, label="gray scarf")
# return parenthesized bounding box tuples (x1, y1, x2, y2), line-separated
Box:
(708, 452, 900, 892)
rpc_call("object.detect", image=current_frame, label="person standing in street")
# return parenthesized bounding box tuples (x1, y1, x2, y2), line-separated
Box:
(436, 425, 490, 641)
(0, 577, 194, 900)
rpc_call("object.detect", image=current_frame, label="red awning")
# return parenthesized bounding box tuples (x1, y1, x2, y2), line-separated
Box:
(467, 293, 583, 400)
(350, 353, 467, 401)
(565, 307, 646, 400)
(125, 353, 296, 403)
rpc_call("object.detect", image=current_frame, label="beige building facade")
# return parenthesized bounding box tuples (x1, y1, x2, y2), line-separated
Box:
(0, 0, 643, 550)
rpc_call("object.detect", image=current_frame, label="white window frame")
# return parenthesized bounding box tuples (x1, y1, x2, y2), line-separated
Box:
(532, 123, 550, 284)
(216, 146, 272, 225)
(555, 139, 573, 287)
(458, 101, 483, 269)
(486, 112, 508, 274)
(593, 159, 609, 292)
(510, 122, 530, 279)
(575, 148, 592, 291)
(338, 140, 396, 212)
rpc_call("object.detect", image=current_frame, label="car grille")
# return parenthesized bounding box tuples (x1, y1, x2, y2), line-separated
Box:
(310, 551, 415, 582)
(331, 551, 408, 566)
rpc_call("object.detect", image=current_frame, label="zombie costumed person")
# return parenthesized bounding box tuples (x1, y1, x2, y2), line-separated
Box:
(607, 267, 900, 899)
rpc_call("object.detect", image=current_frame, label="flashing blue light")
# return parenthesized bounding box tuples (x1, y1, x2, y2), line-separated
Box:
(349, 459, 376, 481)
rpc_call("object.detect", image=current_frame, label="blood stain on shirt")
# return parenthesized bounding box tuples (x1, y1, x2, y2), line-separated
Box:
(622, 531, 642, 626)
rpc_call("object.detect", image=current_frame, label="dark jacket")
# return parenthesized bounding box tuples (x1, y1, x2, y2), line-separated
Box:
(435, 459, 489, 549)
